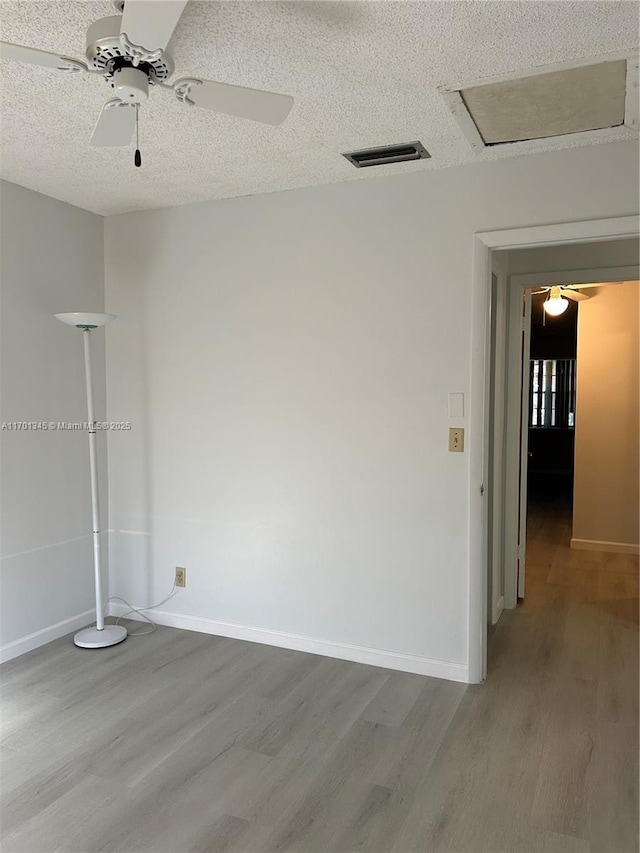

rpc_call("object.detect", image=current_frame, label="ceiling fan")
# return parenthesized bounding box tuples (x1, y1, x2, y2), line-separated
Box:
(0, 0, 294, 165)
(533, 284, 592, 316)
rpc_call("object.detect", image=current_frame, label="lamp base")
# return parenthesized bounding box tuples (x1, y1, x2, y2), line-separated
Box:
(74, 625, 128, 649)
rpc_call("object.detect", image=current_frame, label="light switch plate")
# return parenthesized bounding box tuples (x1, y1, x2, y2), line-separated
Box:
(448, 393, 464, 418)
(449, 428, 464, 452)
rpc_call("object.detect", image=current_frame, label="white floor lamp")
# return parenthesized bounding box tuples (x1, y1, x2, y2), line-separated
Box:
(55, 312, 127, 649)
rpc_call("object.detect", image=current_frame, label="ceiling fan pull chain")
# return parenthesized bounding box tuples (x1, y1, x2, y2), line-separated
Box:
(134, 103, 141, 167)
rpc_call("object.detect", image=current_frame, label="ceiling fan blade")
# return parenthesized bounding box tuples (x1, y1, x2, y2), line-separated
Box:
(90, 100, 137, 147)
(174, 78, 294, 126)
(0, 41, 87, 72)
(561, 289, 590, 302)
(120, 0, 188, 52)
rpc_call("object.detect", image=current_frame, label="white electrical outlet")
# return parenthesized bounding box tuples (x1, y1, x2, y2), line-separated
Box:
(175, 566, 186, 588)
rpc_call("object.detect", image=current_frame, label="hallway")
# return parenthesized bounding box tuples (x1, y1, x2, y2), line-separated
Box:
(388, 496, 638, 851)
(486, 497, 639, 851)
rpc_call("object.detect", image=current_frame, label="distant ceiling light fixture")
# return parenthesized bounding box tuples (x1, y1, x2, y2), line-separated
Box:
(543, 286, 569, 316)
(342, 141, 430, 168)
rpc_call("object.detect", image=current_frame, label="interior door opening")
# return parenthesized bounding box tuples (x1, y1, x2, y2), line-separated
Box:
(486, 240, 639, 669)
(520, 279, 640, 609)
(523, 289, 579, 597)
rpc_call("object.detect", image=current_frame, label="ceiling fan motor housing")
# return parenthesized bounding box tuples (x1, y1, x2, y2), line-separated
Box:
(85, 15, 173, 82)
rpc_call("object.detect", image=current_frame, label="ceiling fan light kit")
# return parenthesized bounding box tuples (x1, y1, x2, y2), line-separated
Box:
(543, 286, 570, 316)
(535, 284, 592, 319)
(0, 0, 294, 166)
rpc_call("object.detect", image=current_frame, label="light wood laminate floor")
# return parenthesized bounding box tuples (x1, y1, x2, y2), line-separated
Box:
(1, 500, 637, 852)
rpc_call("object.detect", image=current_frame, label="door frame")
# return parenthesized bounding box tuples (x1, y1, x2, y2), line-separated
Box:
(467, 215, 639, 684)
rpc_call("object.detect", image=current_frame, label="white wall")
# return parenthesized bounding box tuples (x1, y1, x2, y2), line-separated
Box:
(105, 140, 639, 681)
(0, 181, 107, 660)
(573, 280, 639, 552)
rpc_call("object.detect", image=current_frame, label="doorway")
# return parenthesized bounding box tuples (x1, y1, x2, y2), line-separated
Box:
(525, 288, 578, 600)
(527, 290, 577, 511)
(497, 269, 639, 621)
(468, 216, 639, 684)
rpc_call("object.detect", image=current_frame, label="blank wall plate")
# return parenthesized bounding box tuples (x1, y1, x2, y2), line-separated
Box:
(448, 393, 465, 418)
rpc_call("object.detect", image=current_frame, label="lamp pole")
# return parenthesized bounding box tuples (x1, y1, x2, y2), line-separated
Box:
(55, 313, 127, 649)
(82, 326, 105, 633)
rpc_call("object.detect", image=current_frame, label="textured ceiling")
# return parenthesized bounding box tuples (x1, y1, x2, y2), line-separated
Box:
(0, 1, 637, 215)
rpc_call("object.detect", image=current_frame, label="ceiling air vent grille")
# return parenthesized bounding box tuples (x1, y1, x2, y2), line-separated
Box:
(343, 141, 430, 168)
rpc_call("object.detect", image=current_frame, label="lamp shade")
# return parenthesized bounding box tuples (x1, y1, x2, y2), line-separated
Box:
(55, 312, 116, 328)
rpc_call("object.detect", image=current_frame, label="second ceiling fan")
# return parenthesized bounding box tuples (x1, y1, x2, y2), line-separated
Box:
(535, 284, 592, 317)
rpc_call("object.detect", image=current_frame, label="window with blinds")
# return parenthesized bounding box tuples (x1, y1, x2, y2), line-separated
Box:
(529, 359, 576, 428)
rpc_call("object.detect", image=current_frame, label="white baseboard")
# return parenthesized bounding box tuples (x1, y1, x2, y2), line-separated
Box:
(491, 595, 505, 625)
(570, 538, 640, 555)
(109, 603, 469, 683)
(0, 609, 95, 664)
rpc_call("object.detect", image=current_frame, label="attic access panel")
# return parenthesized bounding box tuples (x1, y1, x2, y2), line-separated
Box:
(440, 56, 638, 151)
(461, 61, 626, 145)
